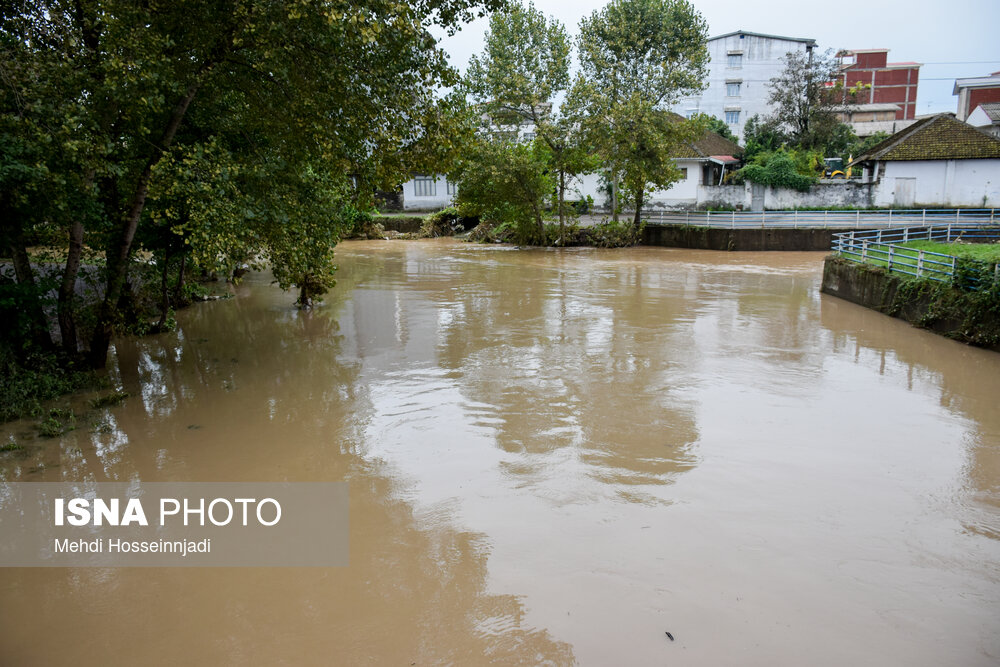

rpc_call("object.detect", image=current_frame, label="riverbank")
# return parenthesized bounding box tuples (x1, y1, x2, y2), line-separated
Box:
(821, 256, 1000, 350)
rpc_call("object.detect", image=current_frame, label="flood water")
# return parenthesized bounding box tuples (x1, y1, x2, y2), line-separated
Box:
(2, 239, 999, 666)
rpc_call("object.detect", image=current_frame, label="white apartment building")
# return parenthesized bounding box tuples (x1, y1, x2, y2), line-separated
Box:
(672, 30, 816, 143)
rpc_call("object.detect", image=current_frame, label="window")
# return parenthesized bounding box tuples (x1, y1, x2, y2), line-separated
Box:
(726, 82, 740, 97)
(725, 110, 740, 125)
(727, 53, 742, 68)
(414, 175, 436, 197)
(679, 168, 688, 179)
(446, 180, 457, 196)
(522, 132, 535, 142)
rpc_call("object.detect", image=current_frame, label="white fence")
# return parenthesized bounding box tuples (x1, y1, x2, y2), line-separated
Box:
(831, 224, 1000, 289)
(641, 208, 999, 229)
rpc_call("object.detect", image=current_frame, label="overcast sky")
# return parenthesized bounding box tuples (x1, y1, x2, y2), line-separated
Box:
(436, 0, 1000, 116)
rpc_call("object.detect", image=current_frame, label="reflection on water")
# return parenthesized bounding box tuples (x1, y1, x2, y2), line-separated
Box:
(1, 239, 998, 666)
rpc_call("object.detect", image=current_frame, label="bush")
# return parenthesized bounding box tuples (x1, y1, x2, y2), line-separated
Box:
(0, 346, 104, 423)
(340, 205, 385, 239)
(732, 148, 821, 192)
(579, 219, 643, 248)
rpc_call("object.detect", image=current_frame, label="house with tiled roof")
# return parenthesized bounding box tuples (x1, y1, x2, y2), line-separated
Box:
(850, 113, 1000, 207)
(402, 117, 744, 211)
(572, 121, 744, 208)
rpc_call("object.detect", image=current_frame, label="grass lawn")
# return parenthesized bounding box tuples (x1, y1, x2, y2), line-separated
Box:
(900, 240, 1000, 262)
(844, 239, 1000, 282)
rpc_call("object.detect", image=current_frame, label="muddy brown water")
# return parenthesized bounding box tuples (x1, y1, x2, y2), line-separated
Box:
(1, 239, 998, 666)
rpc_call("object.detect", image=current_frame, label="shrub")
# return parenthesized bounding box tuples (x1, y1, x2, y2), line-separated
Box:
(732, 148, 821, 192)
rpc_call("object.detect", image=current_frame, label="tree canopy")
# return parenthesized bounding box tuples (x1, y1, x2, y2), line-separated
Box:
(1, 0, 499, 367)
(571, 0, 708, 227)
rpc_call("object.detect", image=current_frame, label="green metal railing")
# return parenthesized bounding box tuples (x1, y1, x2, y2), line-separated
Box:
(642, 208, 999, 229)
(832, 225, 1000, 290)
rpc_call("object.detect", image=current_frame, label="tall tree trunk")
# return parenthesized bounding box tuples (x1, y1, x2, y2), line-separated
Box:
(633, 187, 644, 231)
(558, 170, 566, 245)
(58, 169, 96, 355)
(57, 219, 84, 355)
(610, 169, 619, 223)
(8, 223, 54, 351)
(156, 246, 171, 331)
(88, 80, 202, 368)
(173, 252, 186, 304)
(534, 205, 545, 244)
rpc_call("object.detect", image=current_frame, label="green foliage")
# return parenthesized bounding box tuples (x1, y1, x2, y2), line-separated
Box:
(465, 1, 571, 127)
(742, 114, 789, 159)
(571, 0, 708, 225)
(2, 0, 503, 366)
(420, 207, 478, 237)
(732, 148, 821, 191)
(37, 409, 76, 438)
(883, 266, 1000, 347)
(451, 137, 554, 244)
(90, 391, 130, 409)
(694, 114, 736, 142)
(582, 219, 643, 247)
(900, 240, 1000, 263)
(953, 256, 1000, 292)
(764, 50, 844, 150)
(0, 346, 104, 424)
(467, 219, 518, 244)
(340, 205, 385, 240)
(463, 1, 590, 231)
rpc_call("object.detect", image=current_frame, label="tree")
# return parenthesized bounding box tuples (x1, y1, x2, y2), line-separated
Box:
(763, 49, 868, 152)
(573, 0, 709, 228)
(1, 0, 500, 368)
(694, 114, 736, 143)
(732, 148, 821, 192)
(463, 1, 589, 241)
(451, 136, 554, 245)
(742, 114, 789, 159)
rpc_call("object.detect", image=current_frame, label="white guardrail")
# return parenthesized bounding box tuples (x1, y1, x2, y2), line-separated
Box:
(831, 224, 1000, 289)
(639, 208, 999, 229)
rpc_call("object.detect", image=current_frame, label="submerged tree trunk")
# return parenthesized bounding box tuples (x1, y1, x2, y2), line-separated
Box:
(173, 253, 186, 305)
(8, 225, 54, 351)
(88, 80, 202, 368)
(633, 187, 644, 231)
(57, 219, 85, 355)
(156, 247, 171, 332)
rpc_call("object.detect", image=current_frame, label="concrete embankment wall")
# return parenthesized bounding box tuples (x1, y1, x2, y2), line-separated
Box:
(821, 256, 1000, 350)
(642, 225, 852, 251)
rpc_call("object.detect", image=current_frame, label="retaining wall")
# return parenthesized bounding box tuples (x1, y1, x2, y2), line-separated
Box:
(821, 256, 1000, 350)
(642, 225, 852, 251)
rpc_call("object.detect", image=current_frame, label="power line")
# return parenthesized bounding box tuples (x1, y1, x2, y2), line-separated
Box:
(921, 61, 1000, 65)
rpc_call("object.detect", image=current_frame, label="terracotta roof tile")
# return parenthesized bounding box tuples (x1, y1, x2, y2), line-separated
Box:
(664, 113, 744, 159)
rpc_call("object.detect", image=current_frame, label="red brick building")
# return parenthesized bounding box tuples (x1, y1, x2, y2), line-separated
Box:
(835, 49, 920, 120)
(953, 72, 1000, 121)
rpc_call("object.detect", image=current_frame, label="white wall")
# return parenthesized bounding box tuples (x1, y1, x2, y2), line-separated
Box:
(571, 160, 707, 209)
(672, 32, 815, 141)
(966, 107, 1000, 138)
(875, 160, 1000, 207)
(401, 175, 455, 211)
